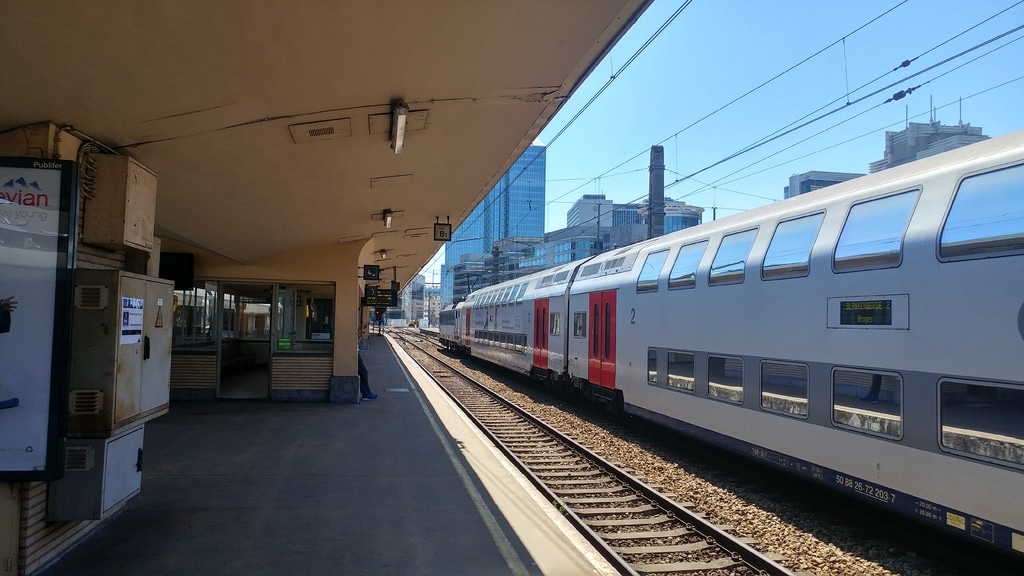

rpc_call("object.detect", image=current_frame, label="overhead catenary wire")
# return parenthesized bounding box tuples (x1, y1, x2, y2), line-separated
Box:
(678, 21, 1024, 188)
(675, 35, 1024, 200)
(528, 0, 916, 232)
(430, 2, 1023, 280)
(432, 0, 696, 271)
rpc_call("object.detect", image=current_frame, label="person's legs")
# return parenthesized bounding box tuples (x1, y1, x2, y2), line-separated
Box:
(358, 354, 376, 399)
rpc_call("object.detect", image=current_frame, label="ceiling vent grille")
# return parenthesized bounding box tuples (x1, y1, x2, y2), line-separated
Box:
(69, 389, 103, 414)
(65, 446, 95, 472)
(289, 118, 352, 143)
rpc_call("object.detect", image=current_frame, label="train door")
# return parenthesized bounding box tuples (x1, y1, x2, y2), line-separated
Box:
(464, 308, 471, 348)
(533, 298, 549, 370)
(587, 290, 616, 388)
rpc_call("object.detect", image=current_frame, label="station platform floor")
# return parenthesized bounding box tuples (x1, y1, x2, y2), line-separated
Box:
(39, 332, 617, 576)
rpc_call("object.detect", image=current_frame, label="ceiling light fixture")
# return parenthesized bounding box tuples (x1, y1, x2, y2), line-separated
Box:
(390, 100, 408, 154)
(382, 209, 394, 229)
(379, 249, 388, 260)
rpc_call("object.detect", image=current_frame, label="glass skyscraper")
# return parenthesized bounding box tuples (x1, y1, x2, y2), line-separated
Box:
(442, 144, 546, 304)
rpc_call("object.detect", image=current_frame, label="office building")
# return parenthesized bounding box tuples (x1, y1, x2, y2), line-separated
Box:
(869, 121, 988, 173)
(785, 171, 865, 199)
(442, 144, 546, 304)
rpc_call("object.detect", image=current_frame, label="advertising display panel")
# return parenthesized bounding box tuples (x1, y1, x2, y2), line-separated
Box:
(0, 157, 76, 480)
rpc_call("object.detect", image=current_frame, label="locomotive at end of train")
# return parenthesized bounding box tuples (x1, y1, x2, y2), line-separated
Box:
(441, 129, 1024, 558)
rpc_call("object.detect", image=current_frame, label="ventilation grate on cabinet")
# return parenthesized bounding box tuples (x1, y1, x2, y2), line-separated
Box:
(65, 446, 95, 472)
(75, 285, 109, 309)
(69, 389, 103, 414)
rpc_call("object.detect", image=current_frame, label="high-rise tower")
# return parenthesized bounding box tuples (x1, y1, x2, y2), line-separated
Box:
(442, 144, 546, 304)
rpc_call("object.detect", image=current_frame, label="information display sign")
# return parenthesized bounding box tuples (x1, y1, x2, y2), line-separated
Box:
(0, 157, 77, 480)
(362, 289, 397, 307)
(839, 300, 893, 326)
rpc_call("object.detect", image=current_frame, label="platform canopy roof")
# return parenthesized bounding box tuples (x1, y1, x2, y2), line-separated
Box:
(0, 1, 651, 284)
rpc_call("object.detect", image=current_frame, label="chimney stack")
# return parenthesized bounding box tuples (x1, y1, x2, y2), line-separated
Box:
(648, 145, 665, 239)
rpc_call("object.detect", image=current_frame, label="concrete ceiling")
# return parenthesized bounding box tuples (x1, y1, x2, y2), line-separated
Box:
(0, 1, 651, 284)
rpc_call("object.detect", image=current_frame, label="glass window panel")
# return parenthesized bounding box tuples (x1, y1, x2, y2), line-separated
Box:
(708, 355, 743, 403)
(549, 313, 560, 336)
(710, 229, 758, 285)
(760, 361, 808, 417)
(647, 348, 658, 385)
(668, 241, 708, 289)
(834, 191, 918, 271)
(573, 312, 587, 338)
(762, 213, 825, 279)
(940, 381, 1024, 466)
(832, 369, 902, 438)
(667, 351, 695, 392)
(172, 283, 218, 347)
(941, 164, 1024, 258)
(637, 250, 669, 293)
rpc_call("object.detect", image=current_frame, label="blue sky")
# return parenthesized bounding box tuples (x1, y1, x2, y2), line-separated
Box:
(421, 0, 1024, 282)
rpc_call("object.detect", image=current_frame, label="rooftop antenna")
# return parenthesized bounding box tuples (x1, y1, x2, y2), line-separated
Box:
(930, 95, 935, 124)
(959, 97, 963, 127)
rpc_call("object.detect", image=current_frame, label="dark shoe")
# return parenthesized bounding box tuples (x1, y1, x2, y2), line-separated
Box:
(362, 393, 377, 400)
(0, 397, 19, 410)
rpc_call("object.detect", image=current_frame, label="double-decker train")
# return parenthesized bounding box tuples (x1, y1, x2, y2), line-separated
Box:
(440, 129, 1024, 556)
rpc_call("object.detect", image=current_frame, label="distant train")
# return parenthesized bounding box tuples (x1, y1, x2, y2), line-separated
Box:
(440, 129, 1024, 556)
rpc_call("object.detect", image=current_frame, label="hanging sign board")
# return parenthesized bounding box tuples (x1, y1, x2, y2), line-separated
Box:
(434, 222, 452, 241)
(0, 157, 77, 481)
(361, 289, 396, 307)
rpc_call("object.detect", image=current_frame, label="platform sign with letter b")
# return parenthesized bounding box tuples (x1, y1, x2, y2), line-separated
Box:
(434, 222, 452, 241)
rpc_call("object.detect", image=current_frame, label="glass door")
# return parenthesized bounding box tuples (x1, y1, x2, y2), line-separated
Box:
(218, 282, 273, 399)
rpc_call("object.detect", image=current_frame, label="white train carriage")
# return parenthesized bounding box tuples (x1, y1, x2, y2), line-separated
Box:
(463, 275, 532, 374)
(463, 261, 583, 377)
(522, 261, 584, 386)
(438, 302, 465, 351)
(455, 128, 1024, 556)
(564, 241, 656, 406)
(606, 129, 1024, 556)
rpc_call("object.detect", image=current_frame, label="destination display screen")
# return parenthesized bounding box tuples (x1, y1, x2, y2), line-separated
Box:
(362, 289, 396, 307)
(839, 300, 892, 326)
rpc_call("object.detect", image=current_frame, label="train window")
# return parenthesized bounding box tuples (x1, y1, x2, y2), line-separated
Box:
(708, 355, 743, 403)
(709, 229, 758, 285)
(579, 263, 602, 278)
(760, 361, 808, 417)
(668, 240, 708, 289)
(515, 284, 528, 302)
(941, 164, 1024, 259)
(762, 213, 825, 280)
(573, 312, 586, 338)
(831, 368, 902, 439)
(833, 190, 918, 272)
(549, 313, 560, 336)
(637, 249, 669, 293)
(647, 348, 659, 385)
(667, 351, 695, 392)
(604, 302, 611, 359)
(939, 380, 1024, 467)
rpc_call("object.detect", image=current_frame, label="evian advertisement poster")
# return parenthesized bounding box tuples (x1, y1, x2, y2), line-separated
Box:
(0, 157, 76, 480)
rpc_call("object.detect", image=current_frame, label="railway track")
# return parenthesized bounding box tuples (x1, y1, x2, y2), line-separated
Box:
(396, 331, 803, 576)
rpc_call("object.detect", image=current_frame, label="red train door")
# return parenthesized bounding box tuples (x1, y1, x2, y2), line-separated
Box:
(533, 299, 548, 370)
(587, 290, 616, 388)
(464, 309, 471, 348)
